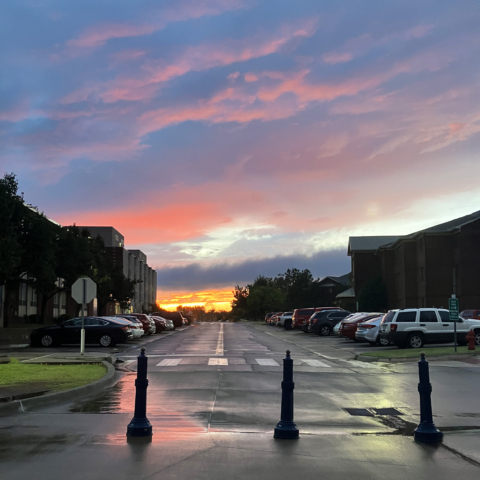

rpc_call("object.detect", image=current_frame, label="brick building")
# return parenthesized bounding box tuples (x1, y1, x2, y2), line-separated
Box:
(346, 211, 480, 311)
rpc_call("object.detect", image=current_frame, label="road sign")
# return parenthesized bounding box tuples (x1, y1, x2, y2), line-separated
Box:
(449, 297, 459, 321)
(71, 277, 97, 304)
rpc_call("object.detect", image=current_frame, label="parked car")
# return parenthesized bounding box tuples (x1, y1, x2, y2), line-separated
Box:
(276, 312, 293, 327)
(355, 316, 389, 346)
(379, 308, 480, 348)
(265, 313, 275, 323)
(30, 316, 133, 347)
(152, 311, 184, 329)
(308, 310, 351, 335)
(339, 313, 383, 340)
(108, 315, 144, 338)
(151, 316, 167, 333)
(460, 310, 480, 320)
(121, 313, 156, 335)
(287, 307, 343, 330)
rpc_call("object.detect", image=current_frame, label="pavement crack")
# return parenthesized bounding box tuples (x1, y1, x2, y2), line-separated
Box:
(141, 445, 218, 480)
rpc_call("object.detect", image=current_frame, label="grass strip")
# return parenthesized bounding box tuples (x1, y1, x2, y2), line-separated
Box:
(361, 346, 478, 358)
(0, 358, 107, 392)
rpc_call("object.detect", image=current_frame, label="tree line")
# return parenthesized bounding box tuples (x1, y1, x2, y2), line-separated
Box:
(231, 268, 349, 319)
(0, 173, 137, 324)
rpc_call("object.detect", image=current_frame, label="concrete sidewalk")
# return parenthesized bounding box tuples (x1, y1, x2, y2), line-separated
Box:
(1, 410, 480, 480)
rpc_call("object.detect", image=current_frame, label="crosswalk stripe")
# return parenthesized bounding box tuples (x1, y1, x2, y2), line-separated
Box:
(256, 359, 280, 366)
(157, 358, 182, 366)
(208, 358, 228, 365)
(301, 359, 332, 368)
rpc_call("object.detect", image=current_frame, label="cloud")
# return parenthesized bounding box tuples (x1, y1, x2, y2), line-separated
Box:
(322, 24, 434, 64)
(62, 19, 317, 104)
(65, 0, 248, 53)
(155, 249, 350, 291)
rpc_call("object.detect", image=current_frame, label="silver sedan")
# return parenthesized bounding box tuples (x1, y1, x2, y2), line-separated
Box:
(355, 316, 389, 346)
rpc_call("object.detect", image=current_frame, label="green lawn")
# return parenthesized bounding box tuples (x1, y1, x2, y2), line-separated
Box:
(361, 346, 478, 358)
(0, 358, 107, 393)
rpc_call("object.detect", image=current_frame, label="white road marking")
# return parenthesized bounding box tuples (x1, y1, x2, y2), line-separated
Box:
(208, 358, 228, 365)
(156, 358, 182, 366)
(256, 359, 280, 366)
(301, 359, 332, 368)
(345, 360, 382, 369)
(20, 355, 52, 363)
(215, 323, 224, 355)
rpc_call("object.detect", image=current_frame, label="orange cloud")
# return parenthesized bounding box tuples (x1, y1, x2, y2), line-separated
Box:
(158, 289, 233, 311)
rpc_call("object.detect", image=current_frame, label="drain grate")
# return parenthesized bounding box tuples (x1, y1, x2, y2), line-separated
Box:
(344, 407, 403, 416)
(343, 408, 374, 417)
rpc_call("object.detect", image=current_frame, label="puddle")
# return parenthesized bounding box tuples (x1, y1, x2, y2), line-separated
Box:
(70, 374, 136, 413)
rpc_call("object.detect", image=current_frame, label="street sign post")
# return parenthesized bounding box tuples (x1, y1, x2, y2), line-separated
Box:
(449, 295, 459, 352)
(71, 277, 97, 355)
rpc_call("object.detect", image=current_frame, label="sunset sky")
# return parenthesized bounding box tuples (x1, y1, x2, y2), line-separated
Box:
(2, 1, 480, 311)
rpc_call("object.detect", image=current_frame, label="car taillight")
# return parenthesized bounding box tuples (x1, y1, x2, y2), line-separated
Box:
(363, 324, 375, 329)
(390, 324, 398, 332)
(122, 326, 129, 331)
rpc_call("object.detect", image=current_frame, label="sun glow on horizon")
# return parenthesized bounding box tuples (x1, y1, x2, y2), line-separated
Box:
(157, 288, 234, 312)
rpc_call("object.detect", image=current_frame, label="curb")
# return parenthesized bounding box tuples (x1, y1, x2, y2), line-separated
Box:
(355, 352, 480, 363)
(0, 360, 117, 416)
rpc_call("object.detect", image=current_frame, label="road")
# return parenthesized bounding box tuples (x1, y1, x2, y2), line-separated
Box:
(2, 322, 480, 479)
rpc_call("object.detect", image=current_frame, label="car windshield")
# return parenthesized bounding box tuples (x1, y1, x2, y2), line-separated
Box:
(382, 311, 395, 323)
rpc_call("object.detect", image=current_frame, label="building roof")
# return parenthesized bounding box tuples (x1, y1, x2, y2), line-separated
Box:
(418, 210, 480, 234)
(318, 273, 350, 287)
(336, 287, 355, 298)
(348, 236, 401, 255)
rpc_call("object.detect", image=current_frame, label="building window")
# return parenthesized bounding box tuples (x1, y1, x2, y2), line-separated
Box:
(30, 289, 37, 307)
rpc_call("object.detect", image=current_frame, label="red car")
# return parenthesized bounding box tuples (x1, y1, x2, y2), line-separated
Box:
(123, 313, 156, 335)
(287, 307, 343, 330)
(460, 310, 480, 320)
(338, 313, 382, 340)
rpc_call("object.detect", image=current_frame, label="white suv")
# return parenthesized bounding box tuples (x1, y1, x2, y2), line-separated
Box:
(276, 312, 293, 327)
(379, 308, 480, 348)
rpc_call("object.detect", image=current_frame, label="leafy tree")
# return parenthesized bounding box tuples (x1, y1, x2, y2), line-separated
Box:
(247, 285, 285, 320)
(0, 173, 23, 285)
(358, 276, 388, 312)
(231, 285, 249, 318)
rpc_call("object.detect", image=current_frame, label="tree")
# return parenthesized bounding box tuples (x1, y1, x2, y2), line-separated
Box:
(231, 285, 249, 318)
(358, 276, 388, 312)
(0, 173, 23, 285)
(247, 286, 285, 320)
(285, 269, 315, 309)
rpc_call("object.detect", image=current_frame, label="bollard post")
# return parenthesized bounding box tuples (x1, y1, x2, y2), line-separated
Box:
(127, 348, 153, 437)
(414, 353, 443, 443)
(274, 350, 299, 439)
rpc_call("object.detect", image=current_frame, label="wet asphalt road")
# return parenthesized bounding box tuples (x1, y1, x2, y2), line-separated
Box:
(2, 322, 480, 479)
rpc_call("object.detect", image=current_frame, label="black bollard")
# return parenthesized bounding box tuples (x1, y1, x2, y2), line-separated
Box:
(414, 353, 443, 443)
(127, 348, 153, 437)
(274, 350, 299, 439)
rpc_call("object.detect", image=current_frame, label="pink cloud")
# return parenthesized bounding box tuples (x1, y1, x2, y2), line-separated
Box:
(62, 19, 317, 104)
(322, 24, 434, 64)
(64, 0, 248, 54)
(67, 23, 157, 49)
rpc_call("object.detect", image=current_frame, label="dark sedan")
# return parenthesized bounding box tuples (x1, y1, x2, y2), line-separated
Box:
(307, 310, 351, 335)
(30, 316, 133, 347)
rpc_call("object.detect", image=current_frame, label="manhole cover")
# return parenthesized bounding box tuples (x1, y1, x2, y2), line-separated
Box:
(372, 408, 403, 416)
(343, 408, 374, 417)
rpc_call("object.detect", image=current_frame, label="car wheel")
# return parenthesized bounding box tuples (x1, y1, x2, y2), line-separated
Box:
(377, 337, 390, 347)
(284, 319, 293, 330)
(407, 333, 424, 349)
(99, 334, 115, 347)
(475, 331, 480, 346)
(319, 325, 331, 336)
(40, 334, 55, 347)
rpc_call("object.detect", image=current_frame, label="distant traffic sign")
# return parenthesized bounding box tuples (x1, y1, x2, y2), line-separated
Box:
(449, 297, 459, 321)
(71, 277, 97, 304)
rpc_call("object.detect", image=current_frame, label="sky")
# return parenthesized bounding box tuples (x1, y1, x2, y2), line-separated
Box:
(1, 0, 480, 311)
